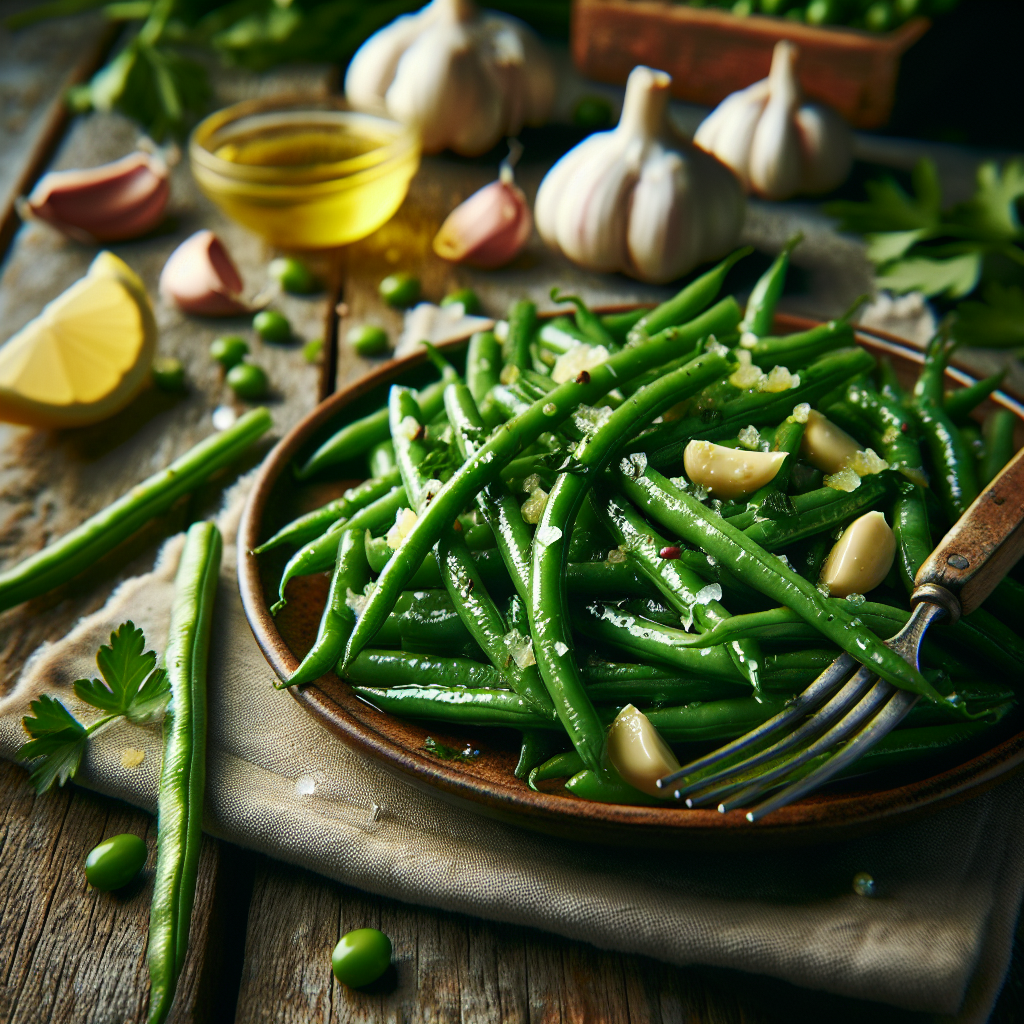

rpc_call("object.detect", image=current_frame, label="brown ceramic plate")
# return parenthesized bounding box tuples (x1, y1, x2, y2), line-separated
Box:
(238, 314, 1024, 849)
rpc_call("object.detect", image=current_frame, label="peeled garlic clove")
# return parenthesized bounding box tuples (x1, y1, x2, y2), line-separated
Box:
(159, 230, 248, 316)
(800, 410, 861, 474)
(23, 151, 169, 242)
(820, 510, 895, 598)
(606, 704, 679, 798)
(683, 439, 787, 500)
(433, 173, 531, 269)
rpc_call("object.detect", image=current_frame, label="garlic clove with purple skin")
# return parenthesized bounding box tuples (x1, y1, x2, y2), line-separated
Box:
(159, 230, 249, 316)
(433, 147, 532, 269)
(22, 151, 169, 243)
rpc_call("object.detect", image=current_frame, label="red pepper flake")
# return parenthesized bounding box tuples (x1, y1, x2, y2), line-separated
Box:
(453, 520, 463, 531)
(900, 422, 909, 433)
(659, 546, 681, 560)
(575, 370, 591, 384)
(413, 424, 426, 440)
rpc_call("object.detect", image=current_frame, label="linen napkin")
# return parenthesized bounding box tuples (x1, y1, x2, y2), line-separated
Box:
(0, 475, 1021, 1023)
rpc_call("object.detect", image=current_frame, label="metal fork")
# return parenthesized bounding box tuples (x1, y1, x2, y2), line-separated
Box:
(657, 445, 1024, 822)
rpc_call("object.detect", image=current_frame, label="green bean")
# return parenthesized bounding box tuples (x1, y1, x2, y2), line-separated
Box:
(370, 590, 481, 659)
(600, 307, 648, 343)
(948, 608, 1024, 681)
(282, 528, 369, 688)
(352, 684, 548, 728)
(892, 480, 932, 594)
(742, 472, 895, 552)
(944, 371, 1005, 423)
(342, 299, 742, 669)
(529, 750, 584, 790)
(743, 319, 855, 370)
(253, 468, 402, 555)
(597, 487, 764, 690)
(0, 409, 268, 615)
(650, 697, 788, 742)
(390, 385, 433, 510)
(515, 730, 564, 779)
(147, 521, 220, 1024)
(467, 331, 501, 406)
(529, 351, 732, 771)
(274, 485, 407, 610)
(503, 300, 536, 370)
(550, 288, 618, 349)
(739, 233, 802, 337)
(746, 416, 805, 508)
(981, 408, 1017, 485)
(622, 468, 947, 703)
(368, 440, 397, 478)
(878, 357, 906, 404)
(538, 317, 588, 356)
(640, 347, 876, 469)
(341, 649, 503, 689)
(628, 248, 751, 342)
(839, 381, 929, 486)
(297, 363, 458, 479)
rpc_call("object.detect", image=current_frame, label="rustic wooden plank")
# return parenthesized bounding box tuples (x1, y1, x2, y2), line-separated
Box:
(0, 759, 228, 1023)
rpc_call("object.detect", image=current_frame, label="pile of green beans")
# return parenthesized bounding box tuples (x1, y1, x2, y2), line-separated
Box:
(260, 242, 1023, 806)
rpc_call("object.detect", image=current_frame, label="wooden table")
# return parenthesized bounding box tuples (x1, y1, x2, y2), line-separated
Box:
(0, 11, 1021, 1022)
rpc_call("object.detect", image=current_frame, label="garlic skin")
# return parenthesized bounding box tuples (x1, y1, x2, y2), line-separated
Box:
(159, 230, 248, 316)
(535, 66, 744, 285)
(820, 511, 896, 598)
(433, 163, 531, 269)
(606, 704, 680, 798)
(23, 151, 169, 242)
(684, 439, 787, 500)
(694, 41, 853, 200)
(344, 0, 556, 157)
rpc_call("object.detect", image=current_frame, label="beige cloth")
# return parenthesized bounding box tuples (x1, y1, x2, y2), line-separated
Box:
(1, 476, 1021, 1022)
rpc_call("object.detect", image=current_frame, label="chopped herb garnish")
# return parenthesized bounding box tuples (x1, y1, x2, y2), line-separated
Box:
(422, 736, 480, 763)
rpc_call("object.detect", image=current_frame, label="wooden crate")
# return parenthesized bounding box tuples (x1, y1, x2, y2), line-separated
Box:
(571, 0, 930, 128)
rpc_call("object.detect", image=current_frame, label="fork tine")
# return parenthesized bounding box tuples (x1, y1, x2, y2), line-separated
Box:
(743, 688, 919, 821)
(674, 664, 876, 802)
(656, 653, 856, 790)
(714, 678, 896, 811)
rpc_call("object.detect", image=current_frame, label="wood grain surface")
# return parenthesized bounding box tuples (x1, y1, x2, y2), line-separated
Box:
(0, 16, 1022, 1022)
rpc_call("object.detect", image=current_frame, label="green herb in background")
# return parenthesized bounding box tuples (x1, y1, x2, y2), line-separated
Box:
(18, 622, 169, 793)
(6, 0, 572, 140)
(422, 735, 480, 762)
(826, 158, 1024, 349)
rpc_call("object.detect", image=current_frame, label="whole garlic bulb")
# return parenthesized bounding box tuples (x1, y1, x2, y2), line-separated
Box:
(344, 0, 556, 157)
(693, 41, 853, 200)
(534, 66, 744, 285)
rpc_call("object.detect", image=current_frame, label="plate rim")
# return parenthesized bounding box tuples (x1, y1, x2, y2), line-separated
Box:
(237, 312, 1024, 847)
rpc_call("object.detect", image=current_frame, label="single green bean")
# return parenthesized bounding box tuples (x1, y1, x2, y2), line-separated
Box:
(600, 307, 648, 343)
(743, 319, 854, 370)
(341, 649, 503, 689)
(944, 371, 1005, 423)
(467, 331, 501, 406)
(839, 381, 928, 486)
(352, 684, 548, 728)
(368, 440, 397, 478)
(369, 589, 481, 659)
(515, 730, 565, 779)
(0, 409, 268, 614)
(503, 300, 536, 370)
(892, 480, 932, 594)
(622, 468, 947, 703)
(538, 317, 588, 356)
(147, 521, 221, 1024)
(739, 233, 802, 337)
(981, 409, 1017, 485)
(529, 750, 585, 790)
(550, 289, 618, 349)
(253, 468, 402, 554)
(878, 357, 906, 404)
(746, 416, 805, 507)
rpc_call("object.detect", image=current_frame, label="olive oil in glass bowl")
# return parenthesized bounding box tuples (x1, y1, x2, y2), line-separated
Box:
(190, 97, 420, 249)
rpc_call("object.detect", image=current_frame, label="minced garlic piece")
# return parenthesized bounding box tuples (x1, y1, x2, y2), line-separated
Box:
(552, 342, 610, 384)
(729, 350, 767, 390)
(760, 365, 800, 393)
(824, 467, 861, 492)
(851, 448, 889, 476)
(790, 402, 811, 423)
(386, 507, 418, 549)
(521, 486, 549, 524)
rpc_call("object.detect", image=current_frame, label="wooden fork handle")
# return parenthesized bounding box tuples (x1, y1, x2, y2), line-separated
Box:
(914, 444, 1024, 617)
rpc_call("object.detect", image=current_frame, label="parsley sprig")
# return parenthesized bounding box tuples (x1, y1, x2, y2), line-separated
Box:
(825, 158, 1024, 349)
(18, 621, 169, 794)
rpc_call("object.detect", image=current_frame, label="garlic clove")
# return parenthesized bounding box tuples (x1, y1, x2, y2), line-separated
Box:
(800, 409, 862, 474)
(794, 105, 854, 195)
(693, 81, 769, 191)
(684, 439, 788, 500)
(23, 151, 169, 243)
(820, 510, 895, 598)
(606, 704, 680, 798)
(433, 176, 531, 268)
(159, 230, 248, 316)
(748, 41, 803, 201)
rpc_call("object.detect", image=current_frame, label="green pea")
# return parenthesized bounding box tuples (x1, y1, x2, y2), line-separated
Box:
(572, 97, 614, 131)
(732, 0, 753, 13)
(253, 309, 291, 343)
(152, 357, 185, 393)
(864, 0, 894, 28)
(806, 0, 836, 23)
(440, 288, 482, 315)
(85, 833, 147, 891)
(269, 256, 318, 295)
(378, 272, 420, 308)
(227, 362, 268, 400)
(210, 335, 249, 369)
(303, 338, 324, 364)
(347, 324, 390, 357)
(331, 928, 392, 987)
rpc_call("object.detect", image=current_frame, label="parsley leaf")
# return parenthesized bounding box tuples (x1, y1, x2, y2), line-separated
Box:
(74, 621, 170, 724)
(875, 252, 983, 300)
(826, 161, 943, 234)
(954, 284, 1024, 348)
(948, 160, 1024, 243)
(18, 695, 88, 794)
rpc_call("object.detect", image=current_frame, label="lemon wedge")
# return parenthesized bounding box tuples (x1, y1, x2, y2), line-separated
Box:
(0, 251, 157, 428)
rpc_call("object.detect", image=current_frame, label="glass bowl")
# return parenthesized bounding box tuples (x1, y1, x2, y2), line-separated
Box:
(189, 96, 421, 249)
